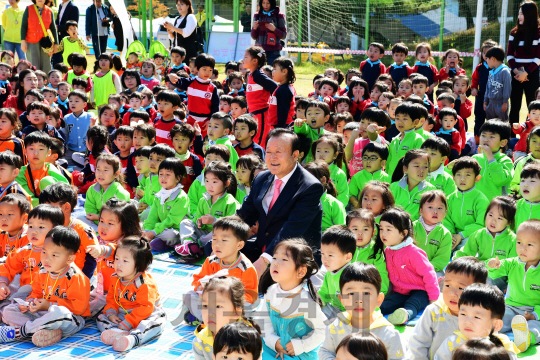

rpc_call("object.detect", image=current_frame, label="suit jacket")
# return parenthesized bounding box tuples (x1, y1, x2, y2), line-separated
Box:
(56, 1, 79, 40)
(237, 165, 323, 258)
(85, 4, 110, 37)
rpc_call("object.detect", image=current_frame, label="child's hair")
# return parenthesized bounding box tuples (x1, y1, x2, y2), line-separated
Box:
(28, 204, 64, 227)
(121, 69, 141, 89)
(46, 226, 80, 254)
(485, 47, 505, 62)
(23, 131, 52, 149)
(206, 144, 230, 162)
(236, 154, 263, 185)
(453, 74, 470, 87)
(335, 333, 388, 360)
(458, 283, 505, 320)
(339, 261, 382, 294)
(412, 74, 429, 87)
(170, 46, 186, 58)
(437, 92, 455, 104)
(115, 236, 153, 273)
(149, 143, 176, 159)
(335, 96, 352, 109)
(258, 238, 322, 306)
(303, 160, 337, 198)
(261, 65, 273, 76)
(392, 42, 409, 55)
(140, 88, 154, 102)
(415, 42, 434, 63)
(425, 114, 436, 128)
(116, 125, 134, 139)
(213, 215, 249, 243)
(346, 208, 375, 227)
(368, 42, 385, 54)
(170, 123, 195, 142)
(134, 146, 152, 159)
(480, 39, 498, 54)
(438, 80, 454, 89)
(231, 96, 247, 110)
(406, 95, 423, 105)
(98, 104, 120, 123)
(452, 337, 510, 360)
(152, 85, 167, 96)
(419, 189, 448, 214)
(195, 53, 216, 70)
(321, 225, 357, 256)
(378, 79, 397, 96)
(141, 59, 156, 75)
(70, 53, 87, 69)
(128, 92, 143, 102)
(521, 162, 540, 180)
(343, 122, 361, 134)
(100, 198, 142, 237)
(111, 55, 125, 72)
(479, 119, 511, 142)
(26, 101, 50, 116)
(0, 193, 31, 215)
(0, 108, 21, 131)
(39, 182, 77, 212)
(155, 90, 181, 107)
(213, 322, 263, 360)
(395, 101, 422, 121)
(95, 153, 124, 185)
(485, 196, 516, 230)
(372, 81, 389, 94)
(526, 125, 540, 154)
(68, 89, 88, 103)
(311, 136, 343, 168)
(272, 57, 296, 84)
(220, 95, 233, 106)
(374, 208, 412, 256)
(306, 100, 331, 117)
(325, 67, 345, 85)
(227, 71, 244, 85)
(35, 70, 47, 82)
(446, 256, 489, 283)
(421, 136, 451, 159)
(211, 112, 234, 131)
(204, 161, 237, 197)
(319, 78, 339, 94)
(359, 181, 395, 211)
(391, 149, 430, 183)
(312, 74, 324, 84)
(295, 97, 310, 111)
(234, 114, 258, 136)
(49, 138, 64, 158)
(452, 157, 481, 177)
(129, 110, 150, 124)
(438, 107, 458, 122)
(42, 87, 57, 97)
(0, 50, 14, 62)
(442, 49, 464, 68)
(158, 157, 187, 183)
(224, 60, 239, 73)
(360, 107, 392, 129)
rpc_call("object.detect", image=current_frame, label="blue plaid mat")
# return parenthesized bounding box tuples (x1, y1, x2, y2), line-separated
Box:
(0, 261, 200, 359)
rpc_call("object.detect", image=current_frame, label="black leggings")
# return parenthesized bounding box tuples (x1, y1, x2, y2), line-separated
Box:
(509, 68, 539, 127)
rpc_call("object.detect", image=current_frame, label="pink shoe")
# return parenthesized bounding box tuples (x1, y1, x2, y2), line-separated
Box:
(32, 329, 62, 347)
(113, 335, 135, 351)
(175, 240, 202, 257)
(101, 329, 129, 345)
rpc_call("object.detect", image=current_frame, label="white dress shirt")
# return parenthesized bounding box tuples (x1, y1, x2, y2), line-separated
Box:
(169, 14, 197, 42)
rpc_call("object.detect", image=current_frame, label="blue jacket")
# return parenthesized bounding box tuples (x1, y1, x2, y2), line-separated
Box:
(63, 112, 92, 152)
(236, 165, 323, 263)
(85, 4, 110, 37)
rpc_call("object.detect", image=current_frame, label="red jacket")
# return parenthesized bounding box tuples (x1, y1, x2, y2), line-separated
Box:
(434, 113, 467, 150)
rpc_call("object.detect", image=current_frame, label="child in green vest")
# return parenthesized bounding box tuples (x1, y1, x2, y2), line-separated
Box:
(65, 53, 91, 92)
(91, 53, 122, 108)
(487, 219, 540, 352)
(349, 142, 391, 209)
(421, 137, 456, 196)
(83, 154, 130, 227)
(143, 158, 190, 252)
(206, 112, 238, 171)
(347, 209, 389, 295)
(294, 100, 328, 163)
(389, 149, 436, 221)
(319, 225, 356, 321)
(510, 126, 540, 194)
(413, 190, 452, 278)
(515, 163, 540, 232)
(472, 119, 514, 201)
(385, 102, 425, 176)
(54, 20, 88, 66)
(304, 161, 346, 232)
(454, 196, 517, 290)
(312, 135, 349, 207)
(176, 161, 240, 258)
(444, 157, 490, 253)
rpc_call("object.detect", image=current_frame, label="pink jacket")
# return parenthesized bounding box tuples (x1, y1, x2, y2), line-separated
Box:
(384, 237, 440, 301)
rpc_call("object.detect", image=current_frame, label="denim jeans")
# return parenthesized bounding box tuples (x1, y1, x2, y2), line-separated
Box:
(4, 40, 26, 60)
(380, 289, 430, 321)
(266, 50, 281, 66)
(92, 35, 109, 59)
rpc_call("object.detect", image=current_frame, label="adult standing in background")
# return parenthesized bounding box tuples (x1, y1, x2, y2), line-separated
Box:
(508, 0, 540, 128)
(52, 0, 79, 66)
(85, 0, 110, 60)
(3, 0, 25, 60)
(20, 0, 58, 72)
(163, 0, 198, 62)
(241, 2, 251, 32)
(251, 0, 286, 65)
(110, 4, 137, 53)
(236, 128, 323, 278)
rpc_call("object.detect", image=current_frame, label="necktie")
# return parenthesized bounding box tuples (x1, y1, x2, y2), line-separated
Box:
(268, 179, 283, 212)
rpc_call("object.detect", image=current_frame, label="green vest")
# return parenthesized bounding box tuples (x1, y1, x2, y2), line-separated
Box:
(92, 70, 116, 107)
(62, 38, 86, 65)
(67, 70, 91, 85)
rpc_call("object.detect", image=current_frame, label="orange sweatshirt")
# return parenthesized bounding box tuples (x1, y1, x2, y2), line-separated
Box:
(0, 226, 28, 258)
(95, 238, 119, 295)
(0, 243, 41, 286)
(103, 271, 161, 331)
(27, 263, 91, 317)
(192, 253, 258, 304)
(68, 218, 99, 278)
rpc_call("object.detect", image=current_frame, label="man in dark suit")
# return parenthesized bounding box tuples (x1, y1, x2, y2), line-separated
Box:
(85, 0, 111, 60)
(237, 128, 323, 278)
(53, 0, 79, 66)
